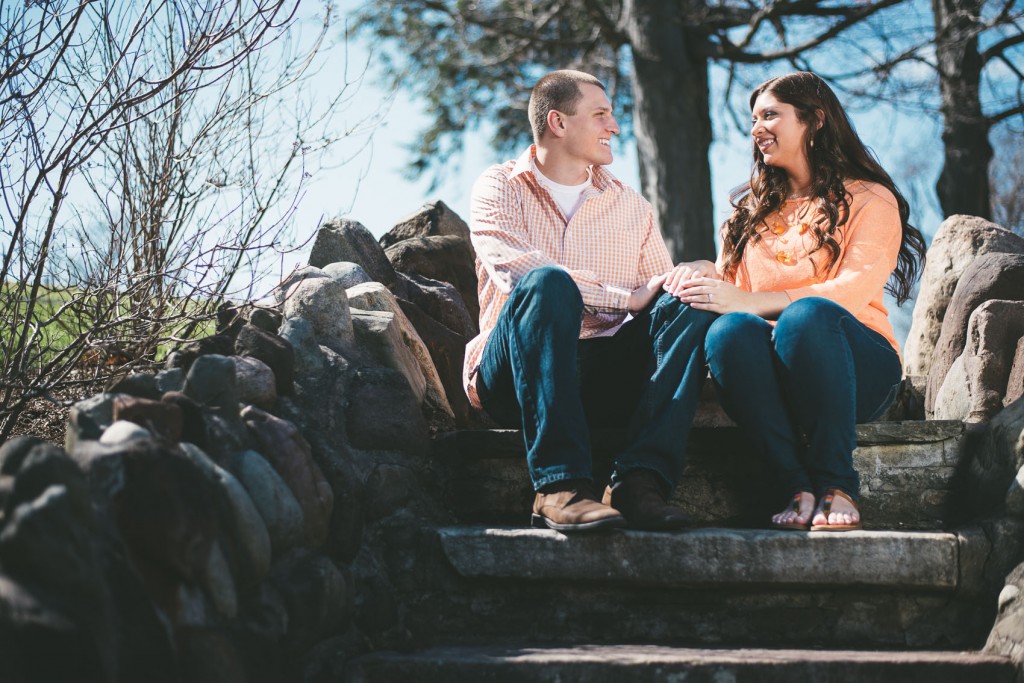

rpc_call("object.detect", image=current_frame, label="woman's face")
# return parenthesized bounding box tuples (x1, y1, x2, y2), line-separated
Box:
(750, 90, 811, 176)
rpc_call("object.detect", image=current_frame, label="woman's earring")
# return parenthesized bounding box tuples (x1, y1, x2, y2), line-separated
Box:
(810, 136, 815, 149)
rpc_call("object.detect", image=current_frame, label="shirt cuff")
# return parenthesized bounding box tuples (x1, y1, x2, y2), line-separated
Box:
(606, 285, 632, 311)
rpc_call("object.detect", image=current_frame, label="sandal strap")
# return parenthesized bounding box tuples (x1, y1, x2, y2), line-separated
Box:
(820, 488, 858, 516)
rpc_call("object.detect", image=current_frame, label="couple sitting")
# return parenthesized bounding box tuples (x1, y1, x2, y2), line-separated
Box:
(462, 69, 926, 533)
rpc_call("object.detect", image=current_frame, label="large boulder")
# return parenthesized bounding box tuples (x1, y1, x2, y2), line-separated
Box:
(234, 323, 295, 397)
(281, 277, 355, 356)
(385, 234, 479, 322)
(241, 407, 334, 548)
(351, 310, 428, 407)
(925, 252, 1024, 416)
(308, 219, 397, 286)
(905, 215, 1024, 376)
(345, 368, 428, 454)
(963, 300, 1024, 423)
(1009, 338, 1024, 407)
(378, 199, 472, 249)
(348, 282, 454, 421)
(392, 271, 477, 339)
(957, 396, 1024, 521)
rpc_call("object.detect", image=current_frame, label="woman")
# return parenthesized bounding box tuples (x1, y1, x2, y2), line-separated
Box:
(669, 72, 926, 531)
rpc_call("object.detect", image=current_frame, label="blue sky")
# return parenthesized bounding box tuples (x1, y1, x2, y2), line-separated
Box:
(289, 1, 952, 344)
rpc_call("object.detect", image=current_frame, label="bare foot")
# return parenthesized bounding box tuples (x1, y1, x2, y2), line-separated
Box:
(771, 491, 815, 530)
(811, 489, 861, 529)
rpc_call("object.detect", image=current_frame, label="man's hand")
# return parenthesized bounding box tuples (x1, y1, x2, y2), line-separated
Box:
(627, 273, 669, 314)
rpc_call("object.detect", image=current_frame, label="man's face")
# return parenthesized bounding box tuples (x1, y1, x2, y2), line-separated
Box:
(559, 83, 619, 167)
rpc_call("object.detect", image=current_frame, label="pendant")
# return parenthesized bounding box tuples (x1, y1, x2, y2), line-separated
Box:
(776, 250, 797, 266)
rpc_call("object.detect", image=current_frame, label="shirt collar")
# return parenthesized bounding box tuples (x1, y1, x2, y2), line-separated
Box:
(511, 145, 620, 194)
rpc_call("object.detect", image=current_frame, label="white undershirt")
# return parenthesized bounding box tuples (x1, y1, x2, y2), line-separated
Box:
(535, 166, 592, 221)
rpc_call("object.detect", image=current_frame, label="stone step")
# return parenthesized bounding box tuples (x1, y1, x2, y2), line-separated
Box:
(398, 525, 995, 649)
(432, 421, 967, 529)
(345, 644, 1015, 683)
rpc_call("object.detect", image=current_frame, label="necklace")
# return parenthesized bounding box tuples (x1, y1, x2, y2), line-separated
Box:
(766, 200, 814, 266)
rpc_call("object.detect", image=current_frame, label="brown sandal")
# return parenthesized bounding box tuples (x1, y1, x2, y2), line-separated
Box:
(810, 489, 862, 531)
(770, 492, 812, 531)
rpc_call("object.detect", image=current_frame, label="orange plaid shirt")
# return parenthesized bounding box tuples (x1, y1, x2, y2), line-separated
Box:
(463, 146, 673, 408)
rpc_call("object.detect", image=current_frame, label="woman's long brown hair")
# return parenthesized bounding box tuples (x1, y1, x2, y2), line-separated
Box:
(720, 72, 925, 304)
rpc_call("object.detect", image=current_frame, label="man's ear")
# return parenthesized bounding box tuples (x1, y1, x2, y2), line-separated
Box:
(546, 110, 566, 138)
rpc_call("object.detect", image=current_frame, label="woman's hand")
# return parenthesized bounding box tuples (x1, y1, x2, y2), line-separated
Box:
(675, 277, 791, 318)
(675, 276, 746, 313)
(662, 260, 719, 298)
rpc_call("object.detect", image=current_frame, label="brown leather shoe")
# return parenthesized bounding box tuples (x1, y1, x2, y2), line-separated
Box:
(603, 469, 691, 530)
(531, 481, 625, 532)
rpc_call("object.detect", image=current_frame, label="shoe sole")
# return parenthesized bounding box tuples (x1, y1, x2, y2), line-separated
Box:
(530, 514, 626, 533)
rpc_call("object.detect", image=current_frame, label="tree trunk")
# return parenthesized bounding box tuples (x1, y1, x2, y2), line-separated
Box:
(933, 0, 992, 219)
(624, 0, 716, 262)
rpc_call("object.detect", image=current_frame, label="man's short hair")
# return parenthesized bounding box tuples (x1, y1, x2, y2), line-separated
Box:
(529, 70, 606, 143)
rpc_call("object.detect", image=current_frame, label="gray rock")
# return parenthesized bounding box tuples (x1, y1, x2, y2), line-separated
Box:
(963, 300, 1024, 423)
(379, 199, 472, 249)
(221, 450, 305, 554)
(959, 396, 1024, 520)
(0, 485, 106, 619)
(352, 309, 428, 406)
(7, 445, 91, 522)
(66, 393, 118, 453)
(0, 436, 48, 475)
(184, 354, 240, 413)
(385, 234, 479, 321)
(281, 277, 355, 354)
(234, 323, 295, 396)
(1006, 464, 1024, 517)
(248, 306, 283, 333)
(308, 219, 397, 285)
(324, 261, 373, 288)
(279, 318, 326, 378)
(986, 560, 1024, 670)
(178, 443, 272, 587)
(156, 368, 185, 393)
(112, 395, 183, 444)
(202, 541, 237, 619)
(934, 355, 971, 422)
(393, 271, 478, 339)
(268, 550, 350, 656)
(1007, 337, 1024, 408)
(231, 356, 277, 410)
(925, 253, 1024, 416)
(905, 215, 1024, 376)
(241, 406, 334, 547)
(275, 265, 328, 306)
(349, 282, 454, 420)
(114, 443, 218, 586)
(106, 373, 161, 400)
(99, 420, 152, 445)
(346, 368, 428, 454)
(67, 440, 128, 505)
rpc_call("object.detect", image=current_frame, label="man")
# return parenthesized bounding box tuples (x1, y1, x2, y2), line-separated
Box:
(463, 69, 714, 532)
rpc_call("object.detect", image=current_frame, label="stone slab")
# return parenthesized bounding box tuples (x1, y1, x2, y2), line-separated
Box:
(433, 423, 967, 529)
(347, 645, 1014, 683)
(437, 527, 963, 590)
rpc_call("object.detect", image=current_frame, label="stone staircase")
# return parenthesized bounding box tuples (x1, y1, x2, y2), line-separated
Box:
(343, 420, 1017, 681)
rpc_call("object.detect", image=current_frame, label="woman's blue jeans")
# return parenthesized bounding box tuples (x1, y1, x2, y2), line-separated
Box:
(704, 297, 902, 501)
(476, 266, 715, 491)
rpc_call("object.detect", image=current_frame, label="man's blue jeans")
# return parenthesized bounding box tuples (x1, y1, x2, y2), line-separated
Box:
(475, 266, 715, 491)
(704, 297, 902, 500)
